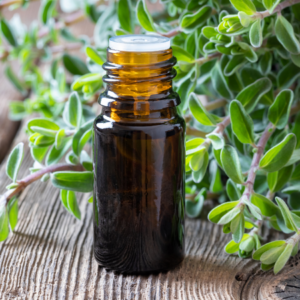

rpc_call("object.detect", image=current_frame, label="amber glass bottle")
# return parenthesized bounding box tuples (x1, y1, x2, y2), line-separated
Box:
(93, 35, 185, 274)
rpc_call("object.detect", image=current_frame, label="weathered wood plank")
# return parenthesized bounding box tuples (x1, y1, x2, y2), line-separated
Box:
(0, 126, 299, 300)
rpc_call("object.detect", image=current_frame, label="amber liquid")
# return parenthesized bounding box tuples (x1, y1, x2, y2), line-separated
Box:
(93, 48, 185, 273)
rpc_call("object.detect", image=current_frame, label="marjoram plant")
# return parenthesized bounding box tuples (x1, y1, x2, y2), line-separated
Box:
(1, 0, 300, 275)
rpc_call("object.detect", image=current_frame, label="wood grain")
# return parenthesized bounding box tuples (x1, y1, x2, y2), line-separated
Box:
(0, 127, 299, 300)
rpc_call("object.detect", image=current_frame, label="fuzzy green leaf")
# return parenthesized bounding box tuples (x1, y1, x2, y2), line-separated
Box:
(118, 0, 133, 33)
(259, 134, 297, 173)
(67, 191, 81, 220)
(229, 0, 256, 15)
(253, 240, 286, 260)
(6, 143, 24, 183)
(0, 204, 9, 242)
(250, 20, 262, 48)
(274, 243, 293, 274)
(63, 92, 82, 128)
(236, 78, 272, 113)
(208, 201, 239, 223)
(86, 47, 104, 66)
(221, 145, 244, 184)
(51, 171, 94, 193)
(251, 193, 279, 217)
(262, 0, 280, 13)
(8, 197, 18, 231)
(275, 197, 298, 232)
(0, 19, 18, 47)
(268, 90, 294, 129)
(72, 119, 93, 156)
(62, 54, 90, 76)
(275, 16, 300, 55)
(230, 100, 254, 144)
(189, 93, 217, 126)
(136, 0, 155, 32)
(180, 6, 212, 32)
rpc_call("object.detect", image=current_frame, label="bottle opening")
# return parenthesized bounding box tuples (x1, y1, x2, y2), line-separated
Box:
(109, 35, 170, 52)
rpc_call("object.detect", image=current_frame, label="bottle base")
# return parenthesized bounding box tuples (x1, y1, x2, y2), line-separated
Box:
(93, 254, 184, 275)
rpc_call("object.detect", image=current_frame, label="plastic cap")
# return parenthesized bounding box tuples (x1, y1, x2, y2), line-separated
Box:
(109, 35, 170, 52)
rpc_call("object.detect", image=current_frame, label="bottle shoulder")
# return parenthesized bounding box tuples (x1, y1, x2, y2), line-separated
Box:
(94, 112, 186, 134)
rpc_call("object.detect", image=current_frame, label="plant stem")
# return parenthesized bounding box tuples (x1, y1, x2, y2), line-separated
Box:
(160, 27, 182, 38)
(255, 0, 300, 19)
(194, 53, 222, 65)
(0, 0, 39, 9)
(38, 11, 86, 38)
(242, 123, 275, 200)
(4, 163, 85, 204)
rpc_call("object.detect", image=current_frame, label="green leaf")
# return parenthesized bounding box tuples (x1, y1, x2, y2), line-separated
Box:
(55, 129, 65, 150)
(272, 165, 294, 192)
(28, 119, 60, 135)
(118, 0, 133, 33)
(60, 189, 70, 212)
(0, 204, 9, 242)
(180, 6, 212, 32)
(0, 19, 18, 47)
(224, 55, 246, 76)
(189, 93, 217, 126)
(186, 191, 204, 218)
(292, 114, 300, 148)
(8, 197, 18, 231)
(5, 66, 27, 95)
(40, 0, 56, 24)
(267, 171, 278, 193)
(275, 197, 298, 232)
(259, 52, 273, 75)
(251, 193, 279, 217)
(262, 0, 280, 13)
(211, 62, 233, 100)
(236, 78, 272, 113)
(31, 146, 48, 163)
(225, 234, 250, 254)
(172, 45, 195, 63)
(189, 148, 206, 171)
(218, 208, 240, 225)
(51, 171, 94, 193)
(259, 134, 297, 173)
(72, 119, 93, 156)
(278, 62, 300, 89)
(221, 145, 244, 184)
(275, 16, 300, 55)
(63, 92, 82, 128)
(232, 213, 244, 243)
(260, 245, 285, 265)
(249, 20, 262, 48)
(192, 151, 209, 183)
(285, 149, 300, 166)
(72, 73, 102, 91)
(62, 53, 90, 76)
(230, 100, 254, 144)
(226, 179, 241, 201)
(268, 90, 294, 129)
(6, 143, 24, 183)
(208, 200, 239, 223)
(292, 54, 300, 67)
(86, 47, 104, 66)
(240, 236, 255, 252)
(253, 240, 286, 260)
(88, 196, 93, 203)
(209, 160, 223, 193)
(136, 0, 155, 32)
(274, 243, 293, 274)
(206, 133, 225, 150)
(67, 191, 81, 220)
(46, 139, 72, 166)
(229, 0, 256, 15)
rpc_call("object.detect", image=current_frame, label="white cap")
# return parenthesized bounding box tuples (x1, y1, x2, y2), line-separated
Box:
(109, 35, 170, 52)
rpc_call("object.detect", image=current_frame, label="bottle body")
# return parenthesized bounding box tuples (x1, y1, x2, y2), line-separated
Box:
(93, 45, 185, 273)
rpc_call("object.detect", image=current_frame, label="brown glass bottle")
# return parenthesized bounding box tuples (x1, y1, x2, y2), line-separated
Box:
(93, 35, 185, 274)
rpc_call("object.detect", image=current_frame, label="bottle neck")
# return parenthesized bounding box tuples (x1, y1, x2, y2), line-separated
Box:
(99, 48, 180, 114)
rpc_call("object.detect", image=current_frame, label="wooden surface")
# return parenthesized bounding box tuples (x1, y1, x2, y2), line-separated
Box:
(0, 3, 300, 300)
(0, 128, 299, 300)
